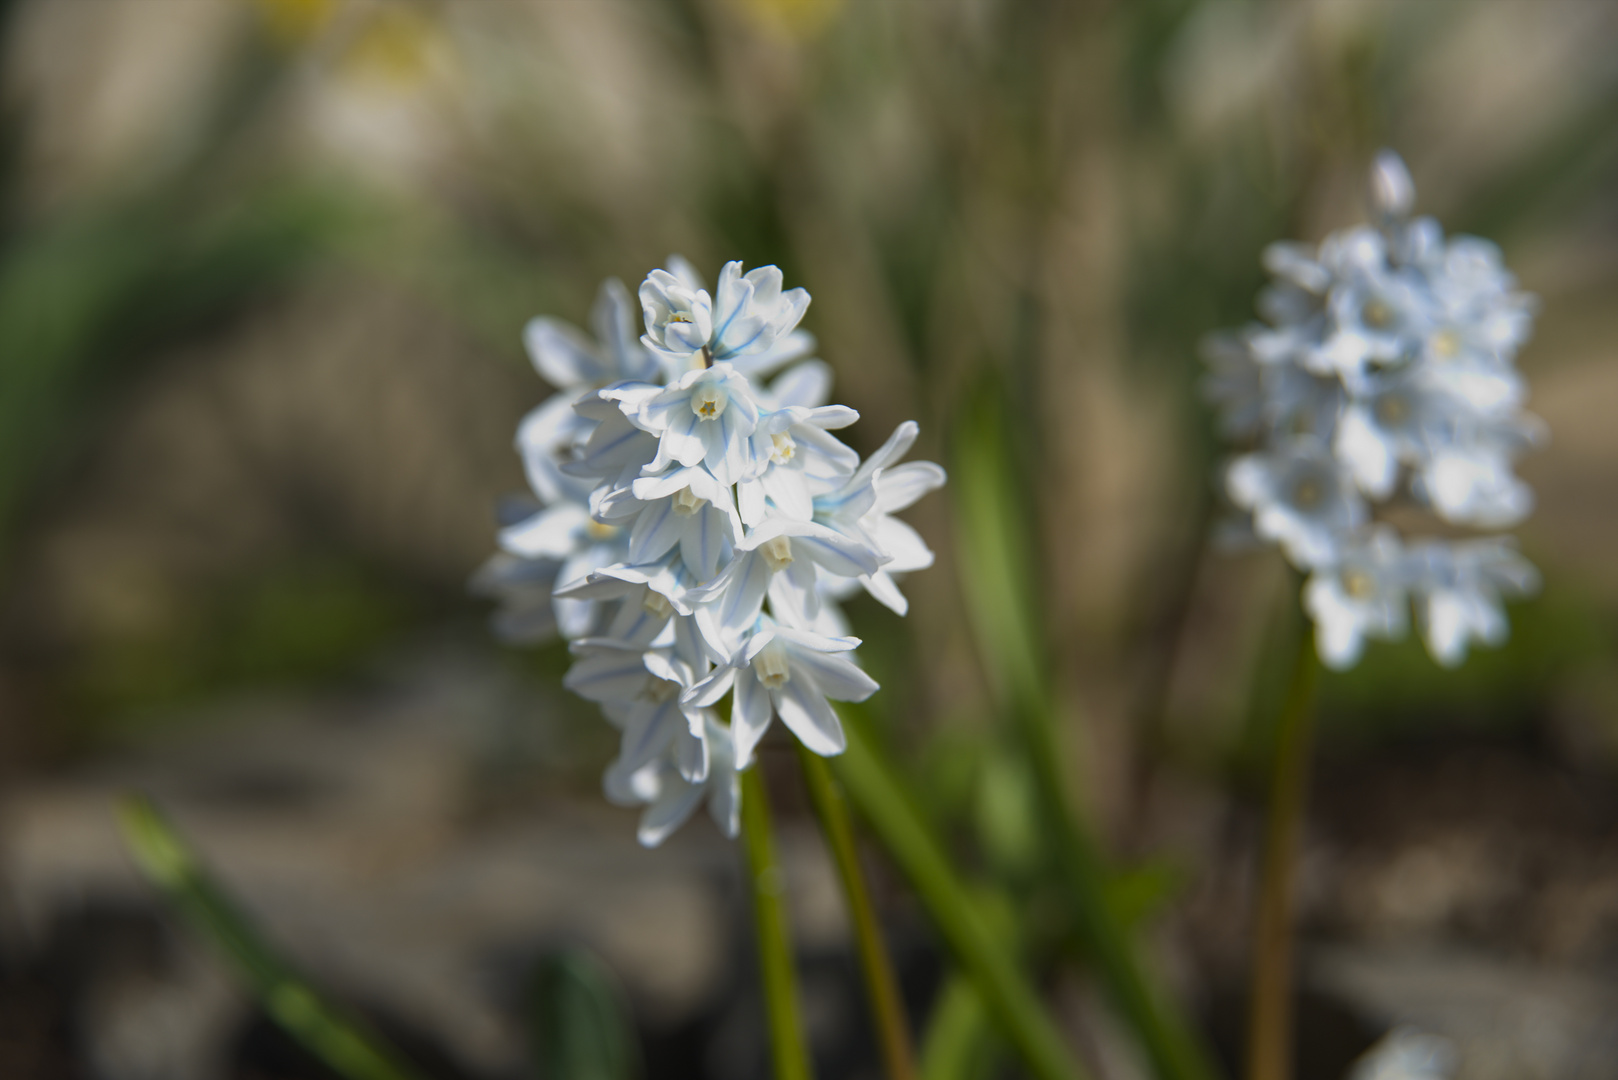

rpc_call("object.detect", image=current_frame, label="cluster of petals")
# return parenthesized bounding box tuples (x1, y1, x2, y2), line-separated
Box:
(475, 258, 944, 845)
(1205, 152, 1542, 670)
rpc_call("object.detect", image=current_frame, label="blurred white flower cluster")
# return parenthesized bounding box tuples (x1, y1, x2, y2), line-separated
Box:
(475, 259, 944, 845)
(1349, 1027, 1457, 1080)
(1205, 151, 1543, 669)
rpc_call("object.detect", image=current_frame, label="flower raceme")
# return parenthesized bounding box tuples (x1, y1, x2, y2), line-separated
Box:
(475, 260, 944, 845)
(1206, 151, 1542, 670)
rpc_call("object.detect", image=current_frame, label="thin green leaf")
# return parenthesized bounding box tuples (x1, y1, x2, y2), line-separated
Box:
(530, 948, 641, 1080)
(116, 794, 431, 1080)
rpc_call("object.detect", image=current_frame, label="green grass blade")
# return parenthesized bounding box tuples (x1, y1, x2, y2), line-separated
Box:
(529, 948, 642, 1080)
(833, 717, 1092, 1080)
(116, 794, 432, 1080)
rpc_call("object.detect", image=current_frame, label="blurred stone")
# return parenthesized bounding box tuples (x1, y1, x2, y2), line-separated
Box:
(0, 644, 844, 1077)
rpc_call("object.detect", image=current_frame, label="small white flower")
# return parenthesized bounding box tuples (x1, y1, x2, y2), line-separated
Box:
(640, 260, 810, 375)
(686, 623, 879, 766)
(604, 714, 740, 848)
(637, 363, 762, 485)
(1227, 438, 1365, 569)
(736, 405, 861, 526)
(1408, 539, 1538, 667)
(1303, 529, 1408, 670)
(1350, 1027, 1456, 1080)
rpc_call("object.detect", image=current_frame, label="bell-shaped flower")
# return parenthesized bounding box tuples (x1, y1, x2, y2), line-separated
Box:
(685, 624, 878, 766)
(554, 557, 701, 648)
(1227, 437, 1365, 570)
(1302, 529, 1409, 670)
(604, 715, 740, 848)
(565, 640, 710, 782)
(1200, 330, 1265, 439)
(496, 502, 626, 638)
(515, 280, 661, 502)
(469, 552, 562, 646)
(687, 517, 885, 651)
(1407, 539, 1538, 667)
(736, 405, 860, 526)
(640, 260, 810, 375)
(813, 421, 945, 616)
(616, 467, 739, 580)
(526, 277, 661, 391)
(636, 363, 761, 485)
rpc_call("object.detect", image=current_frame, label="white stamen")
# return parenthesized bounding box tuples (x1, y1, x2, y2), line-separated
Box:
(752, 640, 791, 690)
(672, 486, 706, 516)
(761, 535, 794, 572)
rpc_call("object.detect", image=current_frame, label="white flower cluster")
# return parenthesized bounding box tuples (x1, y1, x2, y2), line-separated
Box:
(1205, 151, 1543, 669)
(474, 259, 944, 845)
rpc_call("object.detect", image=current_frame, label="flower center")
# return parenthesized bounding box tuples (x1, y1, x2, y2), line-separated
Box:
(1343, 569, 1375, 599)
(1362, 298, 1394, 330)
(1292, 477, 1324, 509)
(761, 535, 794, 572)
(640, 676, 679, 704)
(585, 520, 621, 541)
(1430, 329, 1460, 359)
(691, 383, 728, 421)
(1374, 393, 1410, 426)
(769, 432, 797, 465)
(752, 641, 791, 690)
(642, 590, 674, 619)
(671, 486, 706, 516)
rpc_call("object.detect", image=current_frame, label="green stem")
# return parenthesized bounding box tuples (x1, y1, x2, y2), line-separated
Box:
(740, 765, 815, 1080)
(797, 744, 918, 1080)
(952, 397, 1222, 1080)
(1016, 694, 1221, 1080)
(833, 716, 1092, 1080)
(116, 795, 429, 1080)
(1244, 637, 1319, 1080)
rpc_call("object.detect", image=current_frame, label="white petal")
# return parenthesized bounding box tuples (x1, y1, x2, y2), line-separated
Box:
(524, 317, 603, 388)
(637, 780, 704, 848)
(733, 670, 774, 766)
(498, 504, 587, 560)
(785, 647, 878, 703)
(876, 461, 947, 513)
(773, 677, 847, 756)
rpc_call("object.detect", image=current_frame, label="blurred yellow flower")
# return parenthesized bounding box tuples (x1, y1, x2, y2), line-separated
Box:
(340, 6, 443, 88)
(255, 0, 336, 46)
(726, 0, 846, 39)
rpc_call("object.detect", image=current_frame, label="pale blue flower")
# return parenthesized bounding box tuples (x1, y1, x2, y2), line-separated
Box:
(1206, 150, 1542, 669)
(640, 260, 811, 376)
(685, 622, 879, 766)
(604, 714, 740, 848)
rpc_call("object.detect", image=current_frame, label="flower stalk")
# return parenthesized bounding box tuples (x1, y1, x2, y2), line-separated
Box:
(833, 715, 1093, 1080)
(1245, 638, 1319, 1080)
(740, 765, 815, 1080)
(796, 743, 918, 1080)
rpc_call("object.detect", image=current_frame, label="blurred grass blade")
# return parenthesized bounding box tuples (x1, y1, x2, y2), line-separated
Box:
(530, 948, 642, 1080)
(919, 976, 999, 1080)
(116, 795, 431, 1080)
(951, 389, 1222, 1080)
(833, 714, 1092, 1080)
